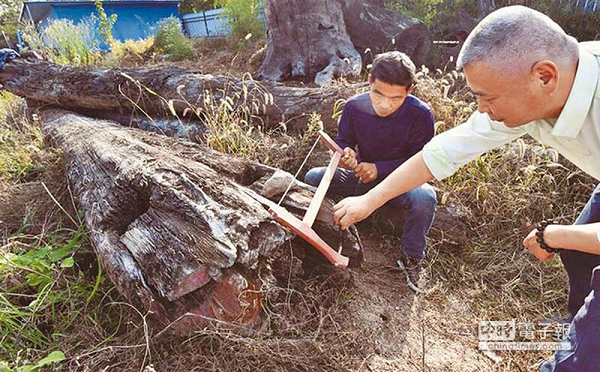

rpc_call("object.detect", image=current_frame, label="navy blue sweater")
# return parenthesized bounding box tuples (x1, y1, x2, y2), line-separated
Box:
(336, 92, 435, 179)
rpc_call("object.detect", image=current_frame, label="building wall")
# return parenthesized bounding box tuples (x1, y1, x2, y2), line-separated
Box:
(37, 3, 180, 49)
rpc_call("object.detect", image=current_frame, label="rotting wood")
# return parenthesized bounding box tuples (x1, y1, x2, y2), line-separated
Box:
(41, 108, 362, 330)
(0, 59, 360, 132)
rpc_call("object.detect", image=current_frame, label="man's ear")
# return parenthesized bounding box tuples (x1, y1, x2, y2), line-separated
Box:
(368, 75, 374, 85)
(407, 85, 414, 95)
(532, 60, 559, 92)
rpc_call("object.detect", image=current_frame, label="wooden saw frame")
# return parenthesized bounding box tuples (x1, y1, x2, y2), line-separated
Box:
(268, 130, 350, 268)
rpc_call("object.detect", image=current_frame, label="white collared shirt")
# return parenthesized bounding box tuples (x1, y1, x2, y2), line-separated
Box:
(422, 42, 600, 181)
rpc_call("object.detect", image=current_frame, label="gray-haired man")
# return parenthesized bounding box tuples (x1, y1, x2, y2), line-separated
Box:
(334, 5, 600, 371)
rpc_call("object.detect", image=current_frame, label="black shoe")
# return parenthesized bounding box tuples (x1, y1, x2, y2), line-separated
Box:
(397, 253, 428, 293)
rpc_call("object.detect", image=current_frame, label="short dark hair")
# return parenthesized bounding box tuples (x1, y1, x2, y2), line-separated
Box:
(369, 51, 416, 89)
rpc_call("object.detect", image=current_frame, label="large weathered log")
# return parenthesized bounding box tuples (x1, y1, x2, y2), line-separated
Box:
(41, 108, 362, 329)
(0, 60, 360, 132)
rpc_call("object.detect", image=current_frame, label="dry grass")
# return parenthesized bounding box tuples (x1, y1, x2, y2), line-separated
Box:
(103, 38, 157, 67)
(50, 264, 371, 371)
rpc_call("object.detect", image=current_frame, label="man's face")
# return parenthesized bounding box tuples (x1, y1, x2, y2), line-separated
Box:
(369, 78, 412, 117)
(463, 62, 548, 127)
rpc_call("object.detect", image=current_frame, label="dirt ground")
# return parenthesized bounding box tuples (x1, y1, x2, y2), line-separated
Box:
(327, 230, 498, 372)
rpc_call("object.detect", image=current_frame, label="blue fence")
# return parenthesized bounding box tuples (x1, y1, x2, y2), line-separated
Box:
(181, 5, 266, 38)
(182, 8, 230, 38)
(576, 0, 600, 11)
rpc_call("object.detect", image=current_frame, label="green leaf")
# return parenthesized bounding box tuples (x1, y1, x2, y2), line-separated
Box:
(60, 257, 74, 268)
(35, 351, 66, 367)
(0, 360, 15, 372)
(25, 273, 48, 288)
(50, 246, 73, 262)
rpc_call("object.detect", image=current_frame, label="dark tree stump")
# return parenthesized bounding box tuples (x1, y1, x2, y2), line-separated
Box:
(342, 0, 433, 68)
(257, 0, 433, 84)
(256, 0, 361, 86)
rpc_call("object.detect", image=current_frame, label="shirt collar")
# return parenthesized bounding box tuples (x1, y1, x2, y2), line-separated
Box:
(552, 44, 599, 138)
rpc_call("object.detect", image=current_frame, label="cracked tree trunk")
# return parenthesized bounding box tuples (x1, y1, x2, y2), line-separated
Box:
(41, 108, 362, 331)
(256, 0, 432, 85)
(0, 59, 359, 132)
(256, 0, 361, 86)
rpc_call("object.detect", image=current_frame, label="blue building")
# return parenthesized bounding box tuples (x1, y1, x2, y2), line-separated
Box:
(20, 0, 181, 49)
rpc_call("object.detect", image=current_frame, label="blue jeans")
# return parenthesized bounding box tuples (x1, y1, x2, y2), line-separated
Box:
(542, 184, 600, 371)
(304, 167, 437, 259)
(541, 267, 600, 371)
(560, 184, 600, 317)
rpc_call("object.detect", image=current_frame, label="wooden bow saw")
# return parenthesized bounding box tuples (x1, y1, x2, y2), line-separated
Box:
(242, 130, 350, 268)
(270, 130, 350, 268)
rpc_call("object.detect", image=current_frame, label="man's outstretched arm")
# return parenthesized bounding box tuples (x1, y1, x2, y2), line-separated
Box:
(333, 150, 434, 229)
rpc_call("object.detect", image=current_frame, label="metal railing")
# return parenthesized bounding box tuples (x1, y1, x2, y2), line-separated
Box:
(182, 8, 231, 38)
(181, 4, 266, 38)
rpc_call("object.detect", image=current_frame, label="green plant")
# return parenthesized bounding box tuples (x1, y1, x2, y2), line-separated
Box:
(497, 0, 600, 40)
(0, 226, 92, 357)
(21, 18, 101, 65)
(103, 37, 155, 67)
(385, 0, 448, 24)
(180, 0, 217, 14)
(0, 93, 44, 185)
(154, 17, 194, 61)
(216, 0, 265, 42)
(0, 0, 22, 48)
(95, 0, 117, 46)
(386, 0, 600, 42)
(0, 350, 65, 372)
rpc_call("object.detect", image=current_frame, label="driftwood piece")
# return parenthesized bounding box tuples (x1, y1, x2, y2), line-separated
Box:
(0, 60, 360, 132)
(41, 108, 361, 329)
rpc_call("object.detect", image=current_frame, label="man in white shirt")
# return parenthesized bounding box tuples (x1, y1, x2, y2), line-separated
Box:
(333, 5, 600, 371)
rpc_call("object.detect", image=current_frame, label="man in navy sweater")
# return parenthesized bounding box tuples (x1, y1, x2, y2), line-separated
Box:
(305, 51, 437, 292)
